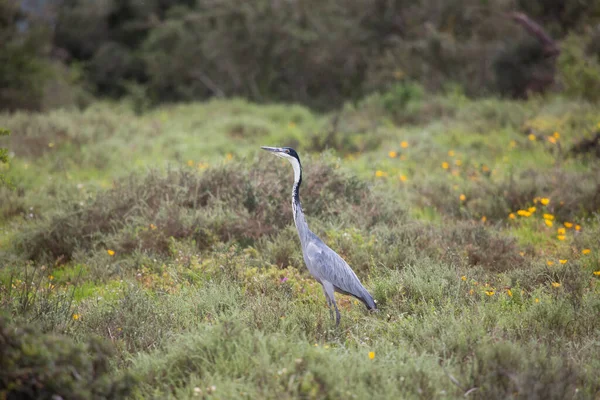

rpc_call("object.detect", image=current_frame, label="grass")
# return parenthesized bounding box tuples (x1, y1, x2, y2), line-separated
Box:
(1, 93, 600, 399)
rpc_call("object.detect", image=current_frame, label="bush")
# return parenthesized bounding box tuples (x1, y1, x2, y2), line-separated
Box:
(15, 159, 404, 262)
(558, 34, 600, 102)
(0, 315, 135, 399)
(47, 0, 600, 109)
(0, 127, 10, 188)
(0, 0, 53, 111)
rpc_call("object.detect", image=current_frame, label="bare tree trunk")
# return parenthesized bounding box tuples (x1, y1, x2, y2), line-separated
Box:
(508, 12, 560, 96)
(509, 12, 560, 58)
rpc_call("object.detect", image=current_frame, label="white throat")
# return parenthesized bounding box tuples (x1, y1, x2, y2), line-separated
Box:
(288, 157, 301, 184)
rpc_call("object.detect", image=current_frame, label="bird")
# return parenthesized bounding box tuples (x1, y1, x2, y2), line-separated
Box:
(261, 146, 376, 326)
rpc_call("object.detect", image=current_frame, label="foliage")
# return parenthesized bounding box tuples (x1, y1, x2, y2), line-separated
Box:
(0, 127, 10, 188)
(2, 96, 600, 398)
(43, 0, 600, 109)
(0, 315, 135, 399)
(14, 160, 403, 263)
(558, 34, 600, 102)
(0, 0, 53, 111)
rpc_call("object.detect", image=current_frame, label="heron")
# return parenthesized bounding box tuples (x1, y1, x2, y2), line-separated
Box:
(261, 146, 376, 326)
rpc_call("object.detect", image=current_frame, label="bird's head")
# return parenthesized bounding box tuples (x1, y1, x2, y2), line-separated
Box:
(260, 146, 300, 163)
(261, 146, 302, 182)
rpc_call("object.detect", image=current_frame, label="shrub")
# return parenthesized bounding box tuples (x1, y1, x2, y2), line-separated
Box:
(558, 34, 600, 102)
(0, 127, 10, 189)
(0, 315, 135, 399)
(0, 0, 54, 111)
(15, 158, 404, 263)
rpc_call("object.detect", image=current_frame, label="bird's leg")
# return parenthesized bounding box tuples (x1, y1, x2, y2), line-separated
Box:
(322, 285, 334, 321)
(333, 300, 341, 327)
(322, 281, 339, 326)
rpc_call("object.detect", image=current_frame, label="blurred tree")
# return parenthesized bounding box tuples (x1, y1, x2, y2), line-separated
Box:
(12, 0, 600, 110)
(0, 0, 52, 111)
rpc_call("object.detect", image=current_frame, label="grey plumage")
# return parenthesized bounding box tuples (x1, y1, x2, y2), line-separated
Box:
(261, 146, 376, 326)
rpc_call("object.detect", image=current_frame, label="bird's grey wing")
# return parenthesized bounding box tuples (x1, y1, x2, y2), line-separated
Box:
(305, 240, 374, 308)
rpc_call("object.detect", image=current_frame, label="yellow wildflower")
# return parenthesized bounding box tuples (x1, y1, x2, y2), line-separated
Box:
(459, 194, 466, 201)
(559, 259, 567, 264)
(388, 151, 397, 158)
(509, 213, 516, 219)
(461, 275, 467, 281)
(547, 136, 557, 144)
(517, 210, 531, 217)
(509, 140, 517, 149)
(528, 134, 536, 141)
(72, 314, 80, 320)
(557, 228, 566, 235)
(544, 219, 553, 227)
(528, 206, 536, 213)
(442, 162, 449, 169)
(150, 223, 157, 230)
(557, 235, 566, 241)
(535, 298, 540, 303)
(507, 289, 513, 297)
(547, 261, 554, 266)
(481, 216, 487, 223)
(564, 222, 573, 228)
(543, 213, 554, 221)
(455, 160, 462, 166)
(553, 132, 560, 139)
(551, 282, 561, 288)
(399, 175, 407, 182)
(575, 224, 581, 231)
(187, 160, 194, 167)
(226, 153, 234, 161)
(369, 351, 375, 360)
(540, 198, 550, 205)
(48, 275, 54, 281)
(519, 251, 525, 256)
(448, 150, 455, 157)
(107, 249, 115, 256)
(593, 271, 600, 276)
(400, 141, 409, 149)
(485, 290, 495, 296)
(482, 165, 490, 172)
(375, 170, 387, 178)
(582, 249, 591, 255)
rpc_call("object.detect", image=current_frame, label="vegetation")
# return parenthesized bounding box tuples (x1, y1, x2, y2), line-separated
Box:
(0, 128, 9, 188)
(1, 90, 600, 398)
(3, 0, 600, 112)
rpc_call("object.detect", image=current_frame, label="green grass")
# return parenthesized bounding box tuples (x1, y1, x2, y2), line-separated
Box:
(1, 94, 600, 399)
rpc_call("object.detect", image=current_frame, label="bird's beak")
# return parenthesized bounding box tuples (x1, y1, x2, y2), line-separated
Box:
(261, 146, 286, 157)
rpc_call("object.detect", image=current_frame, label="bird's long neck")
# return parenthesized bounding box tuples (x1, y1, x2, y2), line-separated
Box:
(290, 158, 310, 245)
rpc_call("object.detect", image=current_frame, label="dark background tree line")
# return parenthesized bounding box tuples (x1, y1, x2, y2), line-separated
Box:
(2, 0, 600, 112)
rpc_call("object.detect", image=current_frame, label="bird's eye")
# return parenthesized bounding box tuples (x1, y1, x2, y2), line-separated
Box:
(285, 149, 289, 153)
